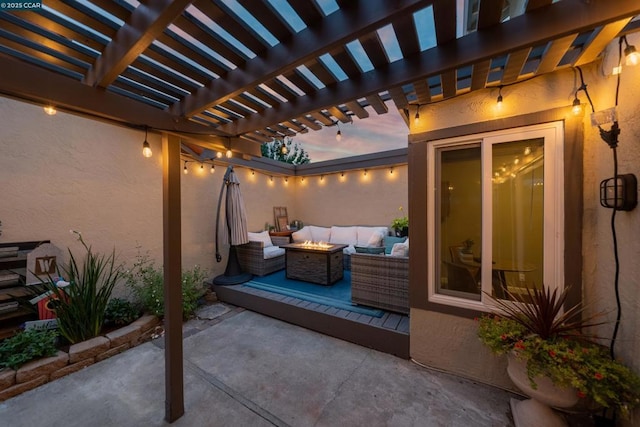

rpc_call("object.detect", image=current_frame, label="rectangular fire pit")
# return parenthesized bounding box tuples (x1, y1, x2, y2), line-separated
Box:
(281, 243, 347, 285)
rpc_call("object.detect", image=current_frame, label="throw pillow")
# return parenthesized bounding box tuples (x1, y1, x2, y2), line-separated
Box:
(247, 230, 273, 247)
(390, 242, 408, 257)
(292, 226, 312, 243)
(384, 236, 407, 254)
(366, 230, 385, 247)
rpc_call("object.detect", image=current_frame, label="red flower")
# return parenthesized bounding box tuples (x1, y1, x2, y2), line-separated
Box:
(549, 350, 557, 358)
(577, 391, 586, 398)
(514, 340, 525, 350)
(595, 372, 603, 380)
(500, 334, 507, 341)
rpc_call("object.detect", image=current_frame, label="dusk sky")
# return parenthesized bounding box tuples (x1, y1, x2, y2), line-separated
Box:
(293, 101, 410, 163)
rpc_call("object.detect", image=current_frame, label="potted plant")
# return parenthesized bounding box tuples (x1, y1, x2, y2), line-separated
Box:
(477, 285, 640, 424)
(391, 206, 409, 237)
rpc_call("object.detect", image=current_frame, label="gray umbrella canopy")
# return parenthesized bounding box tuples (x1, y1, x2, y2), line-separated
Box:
(223, 168, 250, 246)
(213, 166, 252, 285)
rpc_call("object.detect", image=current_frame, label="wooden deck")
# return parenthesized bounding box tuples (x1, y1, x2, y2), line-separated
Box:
(213, 282, 409, 359)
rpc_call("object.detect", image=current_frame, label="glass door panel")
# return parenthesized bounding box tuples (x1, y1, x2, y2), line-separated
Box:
(490, 138, 544, 299)
(436, 145, 482, 300)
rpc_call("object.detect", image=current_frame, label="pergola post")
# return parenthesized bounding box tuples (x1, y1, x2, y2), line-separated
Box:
(162, 132, 184, 422)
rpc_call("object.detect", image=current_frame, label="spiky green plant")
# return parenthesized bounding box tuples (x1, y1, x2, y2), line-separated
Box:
(43, 232, 121, 343)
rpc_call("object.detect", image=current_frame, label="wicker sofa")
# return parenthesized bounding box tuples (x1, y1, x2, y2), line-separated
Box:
(236, 234, 290, 276)
(350, 252, 409, 314)
(291, 225, 388, 270)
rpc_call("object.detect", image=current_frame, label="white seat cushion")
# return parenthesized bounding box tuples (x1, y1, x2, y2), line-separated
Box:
(263, 246, 285, 259)
(343, 244, 356, 255)
(248, 230, 273, 247)
(329, 226, 357, 245)
(390, 242, 409, 257)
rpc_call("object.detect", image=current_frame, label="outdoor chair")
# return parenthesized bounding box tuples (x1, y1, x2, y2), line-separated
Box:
(351, 252, 409, 314)
(236, 235, 289, 277)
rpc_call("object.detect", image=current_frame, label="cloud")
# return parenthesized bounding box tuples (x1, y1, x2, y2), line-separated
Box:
(294, 102, 409, 162)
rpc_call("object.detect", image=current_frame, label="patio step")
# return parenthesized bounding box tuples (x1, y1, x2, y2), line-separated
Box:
(212, 283, 409, 359)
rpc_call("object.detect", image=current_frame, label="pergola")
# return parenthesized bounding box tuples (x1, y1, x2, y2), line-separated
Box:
(1, 0, 639, 422)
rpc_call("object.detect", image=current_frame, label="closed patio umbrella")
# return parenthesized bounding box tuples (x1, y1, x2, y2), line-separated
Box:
(213, 166, 252, 285)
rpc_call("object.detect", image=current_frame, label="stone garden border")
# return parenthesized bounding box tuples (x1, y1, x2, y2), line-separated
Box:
(0, 315, 160, 401)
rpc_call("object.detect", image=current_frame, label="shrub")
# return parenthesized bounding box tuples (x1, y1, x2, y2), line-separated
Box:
(104, 298, 140, 327)
(0, 329, 59, 370)
(124, 252, 207, 319)
(42, 231, 121, 344)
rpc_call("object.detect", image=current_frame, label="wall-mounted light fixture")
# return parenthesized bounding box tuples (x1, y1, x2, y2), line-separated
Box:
(43, 105, 57, 115)
(142, 127, 152, 158)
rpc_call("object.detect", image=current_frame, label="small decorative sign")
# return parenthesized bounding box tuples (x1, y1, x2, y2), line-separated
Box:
(26, 243, 63, 285)
(24, 318, 58, 331)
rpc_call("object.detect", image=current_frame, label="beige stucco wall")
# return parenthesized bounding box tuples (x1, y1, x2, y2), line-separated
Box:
(409, 35, 640, 424)
(292, 166, 408, 228)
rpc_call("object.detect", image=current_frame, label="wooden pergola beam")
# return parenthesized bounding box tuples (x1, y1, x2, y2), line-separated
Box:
(218, 0, 640, 135)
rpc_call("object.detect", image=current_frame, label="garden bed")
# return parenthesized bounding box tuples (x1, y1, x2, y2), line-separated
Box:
(0, 314, 159, 401)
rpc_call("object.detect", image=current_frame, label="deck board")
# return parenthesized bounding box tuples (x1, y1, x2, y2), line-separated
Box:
(212, 282, 409, 359)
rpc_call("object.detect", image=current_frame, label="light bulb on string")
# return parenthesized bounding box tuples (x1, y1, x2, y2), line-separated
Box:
(414, 105, 420, 125)
(142, 127, 152, 158)
(183, 161, 188, 175)
(210, 164, 215, 174)
(43, 105, 57, 115)
(624, 36, 639, 66)
(572, 96, 582, 115)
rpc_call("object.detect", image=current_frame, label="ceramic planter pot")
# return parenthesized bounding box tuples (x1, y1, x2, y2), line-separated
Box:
(507, 353, 579, 427)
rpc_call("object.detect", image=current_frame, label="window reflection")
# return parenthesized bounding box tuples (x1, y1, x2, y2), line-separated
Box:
(435, 138, 544, 301)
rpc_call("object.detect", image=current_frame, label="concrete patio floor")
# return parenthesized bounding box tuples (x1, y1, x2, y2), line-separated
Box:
(0, 303, 518, 427)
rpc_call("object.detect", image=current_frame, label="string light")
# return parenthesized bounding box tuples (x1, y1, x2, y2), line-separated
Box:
(623, 36, 639, 66)
(216, 151, 223, 159)
(284, 176, 288, 183)
(200, 163, 204, 171)
(414, 105, 420, 125)
(496, 86, 503, 106)
(572, 96, 582, 116)
(390, 167, 394, 174)
(320, 175, 324, 181)
(210, 164, 215, 174)
(364, 169, 368, 176)
(142, 127, 152, 158)
(183, 161, 188, 174)
(226, 149, 232, 158)
(43, 105, 57, 115)
(251, 169, 255, 175)
(336, 122, 342, 141)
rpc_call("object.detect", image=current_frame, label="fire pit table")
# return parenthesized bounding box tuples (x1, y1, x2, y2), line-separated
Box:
(281, 242, 347, 285)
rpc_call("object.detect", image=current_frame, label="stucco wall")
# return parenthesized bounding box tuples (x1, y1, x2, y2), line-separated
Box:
(292, 166, 408, 228)
(409, 34, 640, 424)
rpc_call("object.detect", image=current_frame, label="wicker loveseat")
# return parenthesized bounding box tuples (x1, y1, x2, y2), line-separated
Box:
(351, 252, 409, 314)
(236, 234, 290, 277)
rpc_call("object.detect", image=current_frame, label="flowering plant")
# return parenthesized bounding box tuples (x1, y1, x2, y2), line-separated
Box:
(391, 206, 408, 230)
(477, 286, 640, 418)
